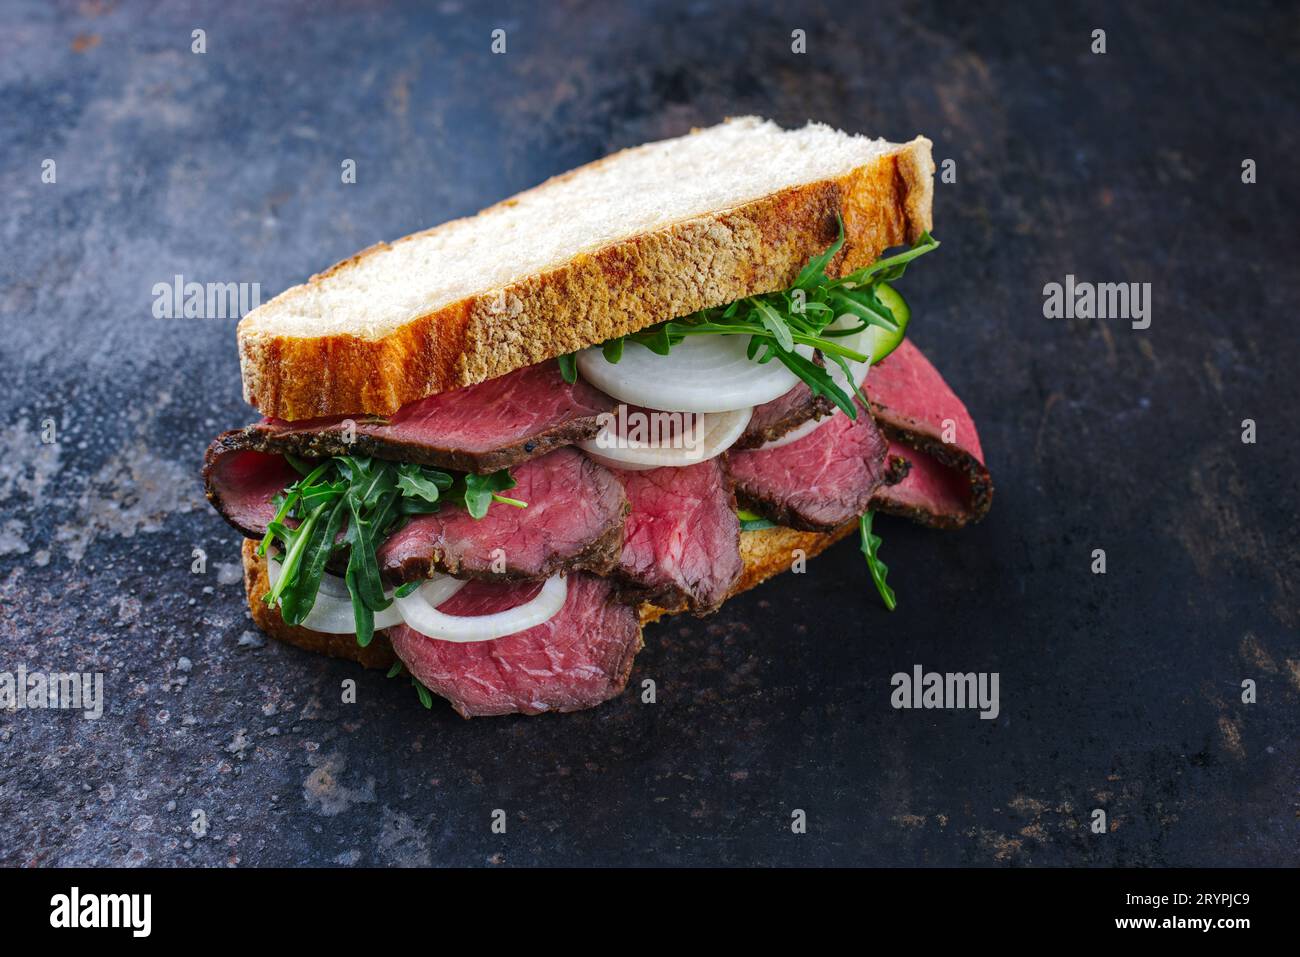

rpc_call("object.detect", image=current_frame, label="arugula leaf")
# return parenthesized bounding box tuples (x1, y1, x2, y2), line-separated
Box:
(264, 500, 329, 609)
(751, 298, 795, 351)
(457, 469, 521, 520)
(380, 658, 435, 708)
(259, 457, 527, 645)
(413, 679, 434, 709)
(297, 480, 348, 513)
(340, 456, 395, 511)
(258, 490, 298, 558)
(859, 511, 896, 611)
(828, 288, 897, 332)
(344, 492, 392, 614)
(592, 222, 937, 416)
(557, 352, 578, 384)
(845, 231, 938, 285)
(284, 454, 317, 478)
(794, 217, 848, 290)
(345, 563, 376, 647)
(280, 496, 347, 626)
(395, 462, 449, 504)
(774, 347, 860, 418)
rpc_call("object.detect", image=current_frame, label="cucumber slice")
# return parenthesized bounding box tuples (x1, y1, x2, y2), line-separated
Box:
(735, 507, 776, 531)
(864, 283, 911, 364)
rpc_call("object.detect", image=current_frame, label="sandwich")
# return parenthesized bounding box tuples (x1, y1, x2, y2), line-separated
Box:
(203, 117, 993, 717)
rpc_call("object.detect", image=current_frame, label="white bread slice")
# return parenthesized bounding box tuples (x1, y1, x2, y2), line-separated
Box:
(239, 521, 857, 670)
(239, 117, 934, 420)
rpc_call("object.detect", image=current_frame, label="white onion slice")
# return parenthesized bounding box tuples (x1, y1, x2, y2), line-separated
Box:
(418, 575, 469, 608)
(395, 575, 568, 644)
(267, 556, 559, 644)
(266, 558, 409, 633)
(578, 407, 752, 471)
(315, 570, 351, 600)
(760, 321, 873, 451)
(577, 336, 813, 413)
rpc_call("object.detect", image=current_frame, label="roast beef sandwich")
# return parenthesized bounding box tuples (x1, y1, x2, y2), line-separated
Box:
(203, 117, 993, 717)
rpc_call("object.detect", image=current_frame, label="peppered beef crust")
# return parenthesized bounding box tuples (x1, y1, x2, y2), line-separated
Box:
(382, 518, 625, 585)
(861, 338, 993, 528)
(202, 435, 298, 539)
(728, 399, 895, 532)
(733, 381, 835, 450)
(377, 448, 629, 584)
(222, 413, 604, 475)
(869, 422, 993, 528)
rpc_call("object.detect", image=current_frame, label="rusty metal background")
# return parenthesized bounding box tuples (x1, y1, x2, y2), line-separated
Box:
(1, 0, 1296, 866)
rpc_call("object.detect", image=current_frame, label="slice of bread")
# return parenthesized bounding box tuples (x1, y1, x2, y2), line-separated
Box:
(239, 520, 857, 670)
(239, 117, 934, 420)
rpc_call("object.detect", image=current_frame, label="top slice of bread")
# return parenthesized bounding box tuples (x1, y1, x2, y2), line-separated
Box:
(238, 117, 935, 420)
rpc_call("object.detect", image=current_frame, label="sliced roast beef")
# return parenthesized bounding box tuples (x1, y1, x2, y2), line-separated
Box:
(727, 398, 894, 531)
(377, 448, 627, 583)
(734, 380, 834, 449)
(220, 362, 616, 474)
(863, 339, 993, 528)
(388, 573, 642, 718)
(203, 441, 299, 537)
(608, 459, 743, 615)
(870, 440, 973, 527)
(206, 441, 628, 582)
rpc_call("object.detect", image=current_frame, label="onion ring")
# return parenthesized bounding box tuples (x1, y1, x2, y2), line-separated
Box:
(576, 336, 812, 413)
(266, 558, 410, 633)
(578, 406, 752, 470)
(394, 574, 569, 643)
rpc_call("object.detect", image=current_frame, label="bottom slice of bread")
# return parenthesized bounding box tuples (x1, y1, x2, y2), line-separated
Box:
(240, 521, 857, 669)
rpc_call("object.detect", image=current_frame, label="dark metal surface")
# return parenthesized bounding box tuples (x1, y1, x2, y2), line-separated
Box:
(1, 0, 1296, 867)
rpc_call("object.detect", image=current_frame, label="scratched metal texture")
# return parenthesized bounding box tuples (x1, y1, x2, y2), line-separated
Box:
(0, 0, 1296, 866)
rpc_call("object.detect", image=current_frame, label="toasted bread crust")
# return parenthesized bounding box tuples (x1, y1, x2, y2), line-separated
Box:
(240, 520, 857, 669)
(238, 138, 934, 421)
(242, 538, 401, 668)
